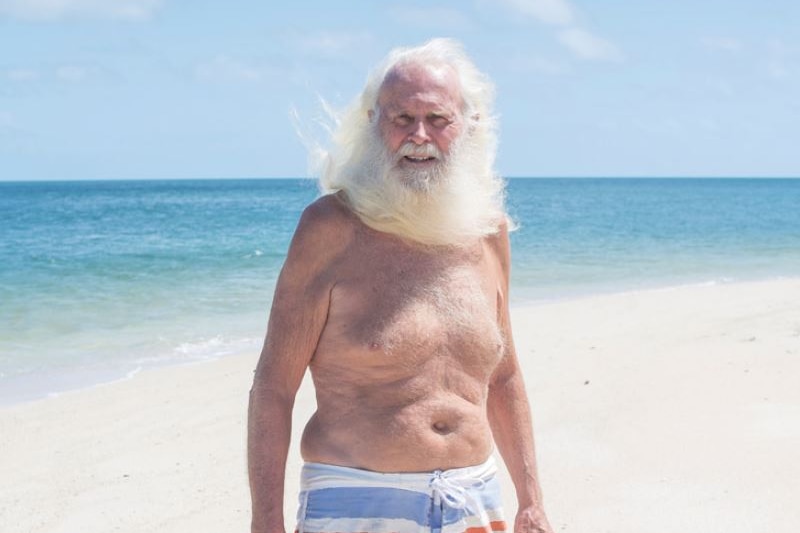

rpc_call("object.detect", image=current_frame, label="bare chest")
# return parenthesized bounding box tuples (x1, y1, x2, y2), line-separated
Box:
(316, 246, 504, 376)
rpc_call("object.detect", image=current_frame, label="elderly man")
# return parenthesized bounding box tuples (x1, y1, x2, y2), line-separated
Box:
(248, 39, 553, 533)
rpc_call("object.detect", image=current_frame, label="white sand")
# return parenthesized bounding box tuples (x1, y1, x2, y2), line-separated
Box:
(2, 279, 799, 533)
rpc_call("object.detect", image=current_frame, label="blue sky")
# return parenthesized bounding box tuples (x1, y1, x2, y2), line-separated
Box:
(1, 0, 798, 180)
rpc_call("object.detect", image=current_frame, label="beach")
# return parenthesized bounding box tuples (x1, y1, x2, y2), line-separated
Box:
(2, 278, 798, 533)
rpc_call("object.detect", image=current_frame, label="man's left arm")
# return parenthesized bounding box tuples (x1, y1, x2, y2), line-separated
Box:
(486, 225, 554, 533)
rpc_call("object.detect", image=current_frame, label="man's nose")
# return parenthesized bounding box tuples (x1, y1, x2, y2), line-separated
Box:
(407, 121, 430, 144)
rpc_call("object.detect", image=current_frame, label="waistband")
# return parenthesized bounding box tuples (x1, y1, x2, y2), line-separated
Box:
(300, 455, 497, 510)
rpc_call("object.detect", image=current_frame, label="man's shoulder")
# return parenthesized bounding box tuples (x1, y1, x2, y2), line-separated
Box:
(289, 193, 356, 260)
(300, 192, 353, 229)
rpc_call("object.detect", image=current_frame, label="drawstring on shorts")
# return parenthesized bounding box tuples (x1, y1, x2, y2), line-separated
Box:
(430, 468, 488, 511)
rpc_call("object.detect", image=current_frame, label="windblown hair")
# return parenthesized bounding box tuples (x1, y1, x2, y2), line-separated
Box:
(312, 38, 508, 246)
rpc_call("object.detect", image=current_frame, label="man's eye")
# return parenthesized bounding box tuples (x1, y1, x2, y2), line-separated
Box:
(430, 116, 451, 128)
(393, 115, 413, 126)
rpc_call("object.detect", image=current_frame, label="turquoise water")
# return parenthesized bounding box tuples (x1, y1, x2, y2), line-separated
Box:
(506, 178, 800, 299)
(1, 178, 799, 403)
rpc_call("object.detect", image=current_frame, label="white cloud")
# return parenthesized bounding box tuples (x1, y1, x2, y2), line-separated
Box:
(492, 0, 574, 26)
(56, 65, 88, 82)
(766, 59, 789, 80)
(503, 53, 571, 75)
(557, 28, 623, 62)
(766, 39, 793, 80)
(0, 0, 162, 21)
(194, 55, 264, 83)
(6, 68, 41, 81)
(3, 64, 109, 84)
(296, 31, 374, 58)
(489, 0, 623, 63)
(701, 36, 743, 53)
(0, 110, 31, 147)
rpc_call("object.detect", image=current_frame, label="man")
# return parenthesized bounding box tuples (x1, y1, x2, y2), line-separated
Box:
(248, 39, 553, 533)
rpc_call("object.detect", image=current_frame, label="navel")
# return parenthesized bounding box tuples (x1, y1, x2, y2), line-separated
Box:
(432, 420, 452, 435)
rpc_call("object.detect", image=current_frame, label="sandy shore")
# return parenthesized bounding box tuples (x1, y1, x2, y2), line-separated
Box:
(2, 278, 799, 533)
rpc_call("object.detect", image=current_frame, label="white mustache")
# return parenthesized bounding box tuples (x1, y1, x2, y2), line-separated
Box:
(396, 142, 443, 159)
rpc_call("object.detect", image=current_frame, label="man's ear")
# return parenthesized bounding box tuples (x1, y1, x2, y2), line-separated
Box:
(368, 109, 375, 122)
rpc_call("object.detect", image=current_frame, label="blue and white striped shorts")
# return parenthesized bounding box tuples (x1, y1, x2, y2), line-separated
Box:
(295, 456, 507, 533)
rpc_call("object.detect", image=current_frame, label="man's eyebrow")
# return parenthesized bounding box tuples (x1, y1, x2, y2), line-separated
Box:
(381, 106, 407, 116)
(427, 111, 456, 122)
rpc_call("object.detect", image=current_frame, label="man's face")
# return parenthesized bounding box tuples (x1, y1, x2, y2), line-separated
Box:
(374, 63, 465, 182)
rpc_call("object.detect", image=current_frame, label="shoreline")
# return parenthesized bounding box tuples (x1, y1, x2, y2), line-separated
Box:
(3, 274, 798, 408)
(2, 277, 799, 532)
(510, 271, 800, 306)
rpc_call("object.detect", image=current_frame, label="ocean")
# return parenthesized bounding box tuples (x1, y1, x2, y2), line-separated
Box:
(1, 178, 799, 404)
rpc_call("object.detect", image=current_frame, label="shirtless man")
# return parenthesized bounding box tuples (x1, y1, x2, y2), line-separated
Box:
(248, 39, 553, 533)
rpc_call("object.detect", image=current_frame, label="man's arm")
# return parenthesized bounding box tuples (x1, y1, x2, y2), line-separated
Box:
(247, 197, 349, 533)
(486, 225, 554, 533)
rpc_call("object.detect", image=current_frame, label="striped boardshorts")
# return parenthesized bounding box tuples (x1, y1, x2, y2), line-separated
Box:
(295, 456, 507, 533)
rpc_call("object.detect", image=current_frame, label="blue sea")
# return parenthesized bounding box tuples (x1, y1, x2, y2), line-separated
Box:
(1, 178, 799, 404)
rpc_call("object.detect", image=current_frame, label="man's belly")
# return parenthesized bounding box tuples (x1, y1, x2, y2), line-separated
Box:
(299, 393, 495, 473)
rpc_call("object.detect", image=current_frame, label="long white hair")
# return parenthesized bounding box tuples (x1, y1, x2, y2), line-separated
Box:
(312, 38, 508, 246)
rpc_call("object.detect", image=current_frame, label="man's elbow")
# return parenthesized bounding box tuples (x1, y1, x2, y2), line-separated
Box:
(489, 363, 523, 392)
(248, 379, 298, 417)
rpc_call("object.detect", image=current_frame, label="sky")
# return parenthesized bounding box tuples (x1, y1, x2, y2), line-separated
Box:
(1, 0, 798, 180)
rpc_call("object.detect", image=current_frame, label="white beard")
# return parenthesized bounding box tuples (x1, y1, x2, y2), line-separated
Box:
(385, 141, 451, 193)
(336, 124, 506, 246)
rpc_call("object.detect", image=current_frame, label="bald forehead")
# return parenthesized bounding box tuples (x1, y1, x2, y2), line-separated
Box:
(377, 61, 464, 110)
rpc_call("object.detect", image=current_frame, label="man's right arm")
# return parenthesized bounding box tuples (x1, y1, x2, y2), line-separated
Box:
(247, 197, 349, 533)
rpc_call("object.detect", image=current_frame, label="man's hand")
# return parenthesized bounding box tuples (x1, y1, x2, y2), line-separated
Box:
(514, 505, 554, 533)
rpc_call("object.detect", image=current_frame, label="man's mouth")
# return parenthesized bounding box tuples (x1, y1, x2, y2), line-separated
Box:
(403, 155, 436, 163)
